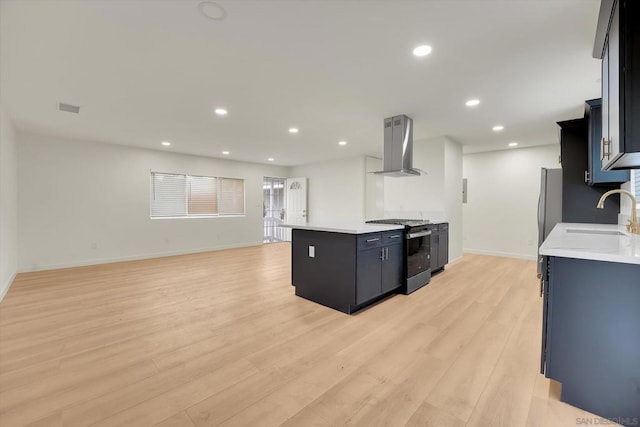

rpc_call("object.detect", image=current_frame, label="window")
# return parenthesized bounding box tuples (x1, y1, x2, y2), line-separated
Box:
(219, 178, 244, 215)
(150, 172, 244, 218)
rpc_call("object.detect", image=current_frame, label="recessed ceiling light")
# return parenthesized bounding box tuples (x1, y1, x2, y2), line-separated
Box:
(222, 151, 230, 155)
(412, 45, 432, 57)
(492, 125, 504, 131)
(198, 1, 227, 21)
(161, 141, 171, 146)
(338, 141, 347, 146)
(465, 99, 480, 107)
(267, 157, 275, 161)
(289, 128, 299, 134)
(214, 108, 227, 116)
(508, 142, 518, 147)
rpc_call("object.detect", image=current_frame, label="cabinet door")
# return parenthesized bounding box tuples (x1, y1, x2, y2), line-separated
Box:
(438, 224, 449, 268)
(381, 243, 402, 293)
(356, 248, 382, 304)
(587, 100, 629, 184)
(540, 256, 551, 375)
(429, 225, 439, 270)
(603, 2, 621, 170)
(544, 257, 640, 418)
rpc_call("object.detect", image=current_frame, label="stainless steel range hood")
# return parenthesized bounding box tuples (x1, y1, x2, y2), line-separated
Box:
(373, 114, 422, 177)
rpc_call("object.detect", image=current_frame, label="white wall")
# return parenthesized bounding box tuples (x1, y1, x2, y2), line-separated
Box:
(384, 137, 445, 216)
(619, 180, 632, 226)
(444, 138, 463, 262)
(364, 156, 383, 220)
(384, 136, 464, 261)
(0, 107, 18, 300)
(290, 155, 366, 223)
(17, 132, 289, 271)
(462, 144, 561, 259)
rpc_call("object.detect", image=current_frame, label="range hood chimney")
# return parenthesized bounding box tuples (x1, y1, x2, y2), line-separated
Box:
(373, 114, 422, 177)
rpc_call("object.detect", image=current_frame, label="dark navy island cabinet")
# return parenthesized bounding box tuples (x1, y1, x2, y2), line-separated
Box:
(541, 256, 640, 425)
(293, 228, 403, 314)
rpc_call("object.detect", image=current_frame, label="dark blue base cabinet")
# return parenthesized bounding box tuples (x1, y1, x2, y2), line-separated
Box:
(541, 257, 640, 424)
(292, 229, 403, 314)
(427, 223, 449, 274)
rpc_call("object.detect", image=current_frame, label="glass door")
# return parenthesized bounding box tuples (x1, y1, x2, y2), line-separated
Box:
(263, 177, 286, 243)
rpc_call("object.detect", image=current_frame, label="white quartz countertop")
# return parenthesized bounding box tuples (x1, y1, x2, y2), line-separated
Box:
(282, 222, 404, 234)
(539, 223, 640, 265)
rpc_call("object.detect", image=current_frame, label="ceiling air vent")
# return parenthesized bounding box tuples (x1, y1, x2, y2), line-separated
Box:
(58, 102, 80, 114)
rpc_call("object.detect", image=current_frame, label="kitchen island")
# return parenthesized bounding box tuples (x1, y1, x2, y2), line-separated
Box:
(539, 223, 640, 425)
(290, 222, 405, 314)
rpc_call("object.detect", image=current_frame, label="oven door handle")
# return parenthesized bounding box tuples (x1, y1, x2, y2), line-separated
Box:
(406, 230, 431, 239)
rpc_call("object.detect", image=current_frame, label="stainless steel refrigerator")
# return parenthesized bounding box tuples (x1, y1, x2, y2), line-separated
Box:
(537, 168, 562, 277)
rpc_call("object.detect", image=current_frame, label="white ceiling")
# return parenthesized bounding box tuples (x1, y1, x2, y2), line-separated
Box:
(0, 0, 602, 166)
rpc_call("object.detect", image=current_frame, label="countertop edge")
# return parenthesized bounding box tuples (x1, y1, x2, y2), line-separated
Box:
(281, 223, 405, 234)
(539, 223, 640, 265)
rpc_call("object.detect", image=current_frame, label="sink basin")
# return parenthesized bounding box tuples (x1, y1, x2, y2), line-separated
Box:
(565, 228, 627, 236)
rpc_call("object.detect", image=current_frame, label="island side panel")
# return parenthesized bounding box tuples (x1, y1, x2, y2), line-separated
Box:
(292, 229, 356, 314)
(547, 256, 640, 421)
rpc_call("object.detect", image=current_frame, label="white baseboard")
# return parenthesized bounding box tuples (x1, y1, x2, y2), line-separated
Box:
(447, 255, 463, 265)
(0, 271, 16, 303)
(17, 241, 264, 273)
(463, 248, 537, 261)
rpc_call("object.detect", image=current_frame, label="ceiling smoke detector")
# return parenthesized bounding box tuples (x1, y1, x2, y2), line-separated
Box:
(58, 102, 80, 114)
(198, 1, 227, 21)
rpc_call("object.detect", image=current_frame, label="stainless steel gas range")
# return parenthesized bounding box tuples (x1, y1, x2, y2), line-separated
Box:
(366, 219, 432, 294)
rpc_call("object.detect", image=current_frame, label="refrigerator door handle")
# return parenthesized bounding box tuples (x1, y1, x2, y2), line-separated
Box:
(537, 192, 543, 232)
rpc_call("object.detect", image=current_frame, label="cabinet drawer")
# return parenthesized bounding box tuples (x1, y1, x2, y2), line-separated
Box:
(358, 233, 382, 249)
(381, 231, 403, 245)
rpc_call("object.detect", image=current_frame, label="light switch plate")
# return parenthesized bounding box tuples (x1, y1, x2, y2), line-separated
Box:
(308, 245, 315, 258)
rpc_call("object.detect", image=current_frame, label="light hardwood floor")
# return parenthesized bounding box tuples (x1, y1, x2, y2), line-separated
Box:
(0, 245, 609, 426)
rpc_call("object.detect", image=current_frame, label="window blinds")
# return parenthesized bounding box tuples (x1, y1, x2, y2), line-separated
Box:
(188, 175, 218, 215)
(150, 172, 244, 217)
(151, 173, 187, 217)
(219, 178, 244, 215)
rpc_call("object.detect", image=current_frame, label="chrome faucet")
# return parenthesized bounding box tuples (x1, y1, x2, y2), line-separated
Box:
(597, 189, 639, 235)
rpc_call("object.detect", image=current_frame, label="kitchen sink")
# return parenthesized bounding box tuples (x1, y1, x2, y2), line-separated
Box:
(565, 228, 627, 236)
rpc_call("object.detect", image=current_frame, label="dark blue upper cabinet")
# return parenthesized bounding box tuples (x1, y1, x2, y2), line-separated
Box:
(585, 98, 629, 185)
(594, 0, 640, 171)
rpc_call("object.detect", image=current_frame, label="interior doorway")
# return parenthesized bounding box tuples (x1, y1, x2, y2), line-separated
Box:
(263, 177, 286, 243)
